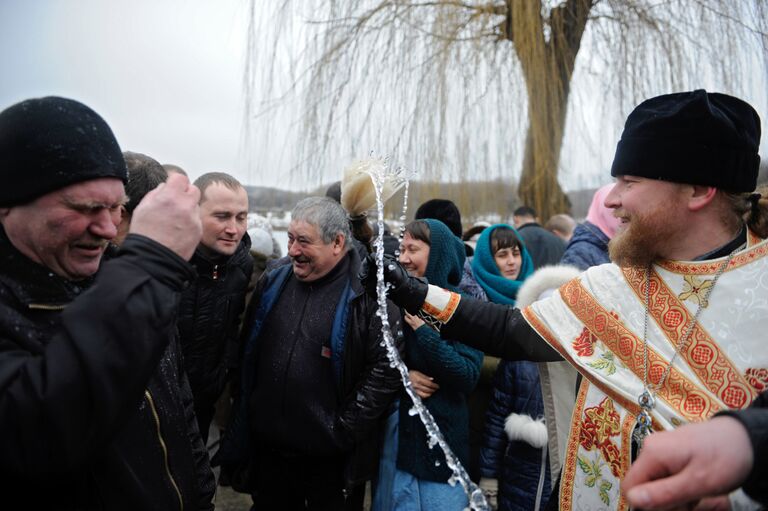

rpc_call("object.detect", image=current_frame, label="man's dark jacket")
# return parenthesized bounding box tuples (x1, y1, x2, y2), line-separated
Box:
(215, 249, 402, 492)
(517, 223, 566, 269)
(177, 234, 253, 434)
(0, 227, 215, 510)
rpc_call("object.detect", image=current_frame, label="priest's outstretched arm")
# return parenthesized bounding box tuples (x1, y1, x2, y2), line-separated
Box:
(362, 255, 562, 362)
(421, 285, 562, 362)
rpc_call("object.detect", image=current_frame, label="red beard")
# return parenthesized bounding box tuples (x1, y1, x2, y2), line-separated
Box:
(608, 205, 679, 268)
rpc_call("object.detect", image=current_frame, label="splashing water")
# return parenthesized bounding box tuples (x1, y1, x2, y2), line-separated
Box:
(365, 160, 489, 511)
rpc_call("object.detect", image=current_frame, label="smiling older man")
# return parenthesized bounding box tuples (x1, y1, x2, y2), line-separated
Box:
(216, 196, 402, 511)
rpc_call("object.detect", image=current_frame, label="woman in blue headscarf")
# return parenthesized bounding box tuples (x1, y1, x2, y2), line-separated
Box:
(373, 219, 483, 511)
(472, 225, 551, 511)
(471, 225, 534, 305)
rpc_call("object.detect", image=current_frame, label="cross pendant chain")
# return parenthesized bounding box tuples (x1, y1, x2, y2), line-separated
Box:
(635, 252, 734, 452)
(633, 389, 655, 450)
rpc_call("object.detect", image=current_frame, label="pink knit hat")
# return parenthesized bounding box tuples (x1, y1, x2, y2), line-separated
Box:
(586, 183, 621, 239)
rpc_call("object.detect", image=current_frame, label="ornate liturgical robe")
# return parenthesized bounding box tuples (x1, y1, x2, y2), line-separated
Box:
(522, 230, 768, 510)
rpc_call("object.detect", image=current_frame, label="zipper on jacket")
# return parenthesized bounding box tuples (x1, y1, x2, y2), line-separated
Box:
(28, 303, 66, 311)
(212, 264, 219, 280)
(144, 390, 184, 511)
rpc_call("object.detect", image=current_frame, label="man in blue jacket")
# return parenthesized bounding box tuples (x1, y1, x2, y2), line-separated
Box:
(217, 196, 402, 511)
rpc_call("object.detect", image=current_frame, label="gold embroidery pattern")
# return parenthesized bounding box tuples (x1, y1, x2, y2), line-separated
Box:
(523, 306, 640, 415)
(559, 381, 591, 511)
(677, 275, 715, 307)
(580, 398, 622, 478)
(559, 279, 721, 421)
(557, 382, 634, 511)
(617, 414, 635, 511)
(573, 327, 598, 357)
(745, 368, 768, 393)
(623, 267, 756, 410)
(421, 291, 461, 323)
(657, 233, 768, 275)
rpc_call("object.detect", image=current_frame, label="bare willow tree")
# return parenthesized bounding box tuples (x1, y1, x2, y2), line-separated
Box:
(245, 0, 767, 220)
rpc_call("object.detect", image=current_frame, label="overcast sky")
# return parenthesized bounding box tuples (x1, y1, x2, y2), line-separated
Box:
(2, 1, 766, 192)
(0, 0, 251, 185)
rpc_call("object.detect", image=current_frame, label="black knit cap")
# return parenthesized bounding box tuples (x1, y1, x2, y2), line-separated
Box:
(0, 96, 127, 206)
(415, 198, 463, 238)
(610, 90, 761, 192)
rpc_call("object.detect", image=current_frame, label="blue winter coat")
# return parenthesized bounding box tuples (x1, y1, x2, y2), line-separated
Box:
(479, 360, 551, 511)
(560, 221, 611, 271)
(215, 253, 402, 492)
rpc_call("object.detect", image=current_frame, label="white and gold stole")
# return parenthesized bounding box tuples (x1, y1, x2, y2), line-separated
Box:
(522, 231, 768, 511)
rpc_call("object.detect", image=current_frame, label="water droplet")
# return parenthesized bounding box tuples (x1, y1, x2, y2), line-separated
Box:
(387, 264, 396, 271)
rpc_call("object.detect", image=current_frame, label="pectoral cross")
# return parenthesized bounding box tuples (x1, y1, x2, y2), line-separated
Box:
(632, 389, 655, 451)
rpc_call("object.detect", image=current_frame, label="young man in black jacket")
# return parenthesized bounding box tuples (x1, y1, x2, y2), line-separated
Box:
(0, 96, 215, 510)
(177, 172, 253, 442)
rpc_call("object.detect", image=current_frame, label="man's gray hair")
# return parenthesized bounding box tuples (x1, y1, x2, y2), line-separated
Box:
(292, 196, 350, 247)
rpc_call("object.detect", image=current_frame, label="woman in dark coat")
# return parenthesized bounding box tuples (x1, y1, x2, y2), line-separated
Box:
(473, 225, 551, 511)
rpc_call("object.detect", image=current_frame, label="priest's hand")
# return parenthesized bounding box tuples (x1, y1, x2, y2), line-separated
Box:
(359, 253, 428, 314)
(622, 416, 753, 510)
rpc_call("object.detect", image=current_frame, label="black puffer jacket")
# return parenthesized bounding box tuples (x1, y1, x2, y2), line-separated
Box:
(0, 228, 215, 510)
(177, 235, 253, 409)
(517, 223, 566, 270)
(216, 250, 403, 491)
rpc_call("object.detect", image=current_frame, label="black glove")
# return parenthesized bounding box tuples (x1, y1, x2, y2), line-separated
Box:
(359, 253, 429, 314)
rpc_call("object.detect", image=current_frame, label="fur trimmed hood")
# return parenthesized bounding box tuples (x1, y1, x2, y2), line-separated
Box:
(515, 265, 581, 309)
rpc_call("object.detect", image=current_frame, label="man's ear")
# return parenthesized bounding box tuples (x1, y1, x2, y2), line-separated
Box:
(687, 185, 718, 212)
(0, 208, 9, 221)
(333, 233, 346, 255)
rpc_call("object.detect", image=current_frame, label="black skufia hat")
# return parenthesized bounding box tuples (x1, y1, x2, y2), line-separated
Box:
(610, 90, 761, 192)
(0, 96, 126, 206)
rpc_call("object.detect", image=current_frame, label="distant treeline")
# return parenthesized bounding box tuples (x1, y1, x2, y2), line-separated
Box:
(245, 179, 526, 222)
(246, 160, 768, 223)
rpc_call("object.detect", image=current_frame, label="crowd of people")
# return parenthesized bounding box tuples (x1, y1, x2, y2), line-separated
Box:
(0, 89, 765, 511)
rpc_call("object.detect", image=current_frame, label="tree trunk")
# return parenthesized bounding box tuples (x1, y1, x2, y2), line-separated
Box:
(518, 79, 571, 219)
(507, 0, 594, 220)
